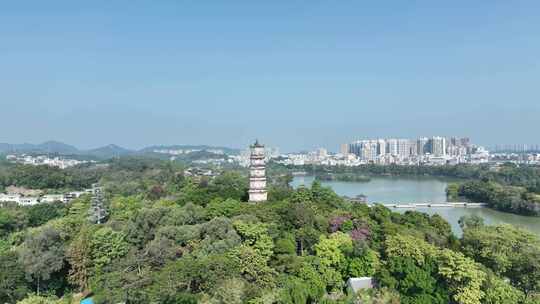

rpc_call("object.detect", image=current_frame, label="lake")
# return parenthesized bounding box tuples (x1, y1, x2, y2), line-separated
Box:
(291, 175, 540, 236)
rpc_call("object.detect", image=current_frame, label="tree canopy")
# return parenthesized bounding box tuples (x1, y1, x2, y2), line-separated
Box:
(0, 158, 539, 303)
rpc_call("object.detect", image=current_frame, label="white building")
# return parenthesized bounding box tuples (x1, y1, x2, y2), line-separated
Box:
(377, 139, 387, 155)
(18, 197, 40, 206)
(317, 148, 328, 158)
(248, 140, 267, 202)
(431, 136, 446, 157)
(41, 194, 64, 203)
(0, 186, 97, 207)
(340, 143, 349, 155)
(386, 139, 399, 156)
(349, 140, 380, 161)
(0, 193, 22, 203)
(6, 154, 91, 169)
(397, 139, 413, 157)
(347, 277, 374, 294)
(63, 191, 86, 203)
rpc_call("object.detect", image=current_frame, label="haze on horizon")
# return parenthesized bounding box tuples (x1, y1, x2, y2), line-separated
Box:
(1, 1, 539, 152)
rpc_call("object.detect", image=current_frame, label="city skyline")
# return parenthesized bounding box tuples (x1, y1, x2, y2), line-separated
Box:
(2, 136, 540, 155)
(1, 2, 539, 151)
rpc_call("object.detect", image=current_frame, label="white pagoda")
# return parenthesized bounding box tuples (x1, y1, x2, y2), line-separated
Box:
(248, 140, 267, 202)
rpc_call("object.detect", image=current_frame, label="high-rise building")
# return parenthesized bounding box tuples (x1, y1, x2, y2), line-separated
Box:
(460, 137, 470, 147)
(346, 135, 470, 161)
(362, 141, 378, 161)
(397, 139, 412, 157)
(349, 140, 379, 161)
(349, 141, 361, 157)
(417, 137, 429, 155)
(377, 139, 387, 155)
(248, 140, 267, 202)
(340, 143, 349, 155)
(386, 139, 399, 156)
(431, 136, 446, 157)
(409, 140, 418, 156)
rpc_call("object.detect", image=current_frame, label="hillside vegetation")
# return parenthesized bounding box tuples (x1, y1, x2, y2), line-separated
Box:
(0, 158, 539, 303)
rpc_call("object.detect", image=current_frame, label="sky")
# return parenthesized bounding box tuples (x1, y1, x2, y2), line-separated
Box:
(1, 1, 539, 152)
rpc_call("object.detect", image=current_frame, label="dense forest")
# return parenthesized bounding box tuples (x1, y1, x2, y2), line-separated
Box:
(1, 158, 540, 303)
(447, 180, 540, 216)
(289, 163, 540, 216)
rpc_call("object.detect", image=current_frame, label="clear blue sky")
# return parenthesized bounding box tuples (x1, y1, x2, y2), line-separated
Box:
(1, 1, 539, 152)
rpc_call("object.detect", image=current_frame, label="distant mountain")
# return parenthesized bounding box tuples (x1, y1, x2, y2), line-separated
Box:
(0, 143, 32, 153)
(0, 141, 78, 154)
(140, 145, 241, 155)
(0, 141, 240, 159)
(36, 141, 79, 154)
(181, 150, 229, 161)
(84, 144, 134, 158)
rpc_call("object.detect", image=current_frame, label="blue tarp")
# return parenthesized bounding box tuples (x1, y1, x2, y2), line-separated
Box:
(81, 298, 94, 304)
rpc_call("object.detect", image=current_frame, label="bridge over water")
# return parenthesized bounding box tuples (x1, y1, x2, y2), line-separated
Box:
(364, 202, 488, 208)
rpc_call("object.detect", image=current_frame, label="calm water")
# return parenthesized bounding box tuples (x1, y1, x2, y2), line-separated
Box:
(291, 176, 540, 236)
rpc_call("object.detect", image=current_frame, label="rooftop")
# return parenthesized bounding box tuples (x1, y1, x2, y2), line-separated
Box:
(251, 139, 264, 148)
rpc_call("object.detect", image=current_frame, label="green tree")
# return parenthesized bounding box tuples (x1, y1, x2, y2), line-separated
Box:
(290, 186, 314, 205)
(16, 294, 61, 304)
(160, 293, 198, 304)
(148, 254, 239, 297)
(295, 259, 326, 299)
(18, 227, 65, 294)
(383, 234, 486, 304)
(347, 249, 380, 277)
(0, 251, 30, 303)
(458, 215, 484, 230)
(279, 276, 309, 304)
(461, 224, 540, 294)
(378, 256, 449, 304)
(27, 202, 66, 227)
(196, 217, 241, 255)
(126, 206, 171, 246)
(207, 277, 246, 304)
(90, 227, 129, 271)
(355, 288, 401, 304)
(436, 249, 486, 304)
(110, 195, 144, 221)
(315, 232, 352, 267)
(446, 183, 460, 200)
(274, 234, 296, 256)
(205, 198, 242, 219)
(208, 171, 248, 201)
(66, 227, 92, 291)
(482, 271, 524, 304)
(230, 221, 276, 287)
(0, 206, 29, 237)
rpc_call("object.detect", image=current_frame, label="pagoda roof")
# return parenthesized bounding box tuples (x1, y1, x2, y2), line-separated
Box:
(251, 139, 264, 148)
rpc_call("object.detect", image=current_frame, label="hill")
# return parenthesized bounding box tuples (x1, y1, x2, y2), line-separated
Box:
(140, 145, 240, 155)
(84, 144, 134, 159)
(0, 141, 240, 159)
(0, 141, 78, 154)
